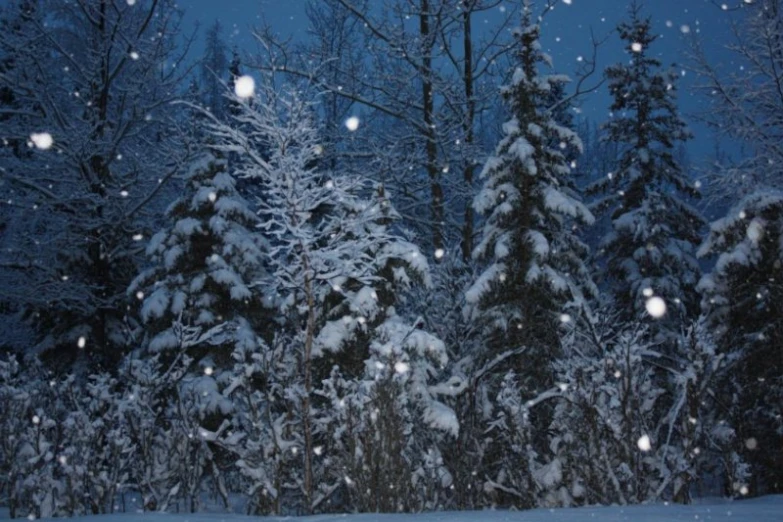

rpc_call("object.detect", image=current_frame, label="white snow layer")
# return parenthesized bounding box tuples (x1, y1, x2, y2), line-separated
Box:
(8, 495, 781, 522)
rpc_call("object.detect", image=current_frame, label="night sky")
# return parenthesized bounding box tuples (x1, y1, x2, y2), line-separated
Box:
(179, 0, 742, 162)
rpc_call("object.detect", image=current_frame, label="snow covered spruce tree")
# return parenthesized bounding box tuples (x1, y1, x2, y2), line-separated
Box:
(130, 152, 267, 369)
(589, 2, 702, 337)
(694, 0, 783, 495)
(0, 0, 192, 370)
(128, 150, 268, 510)
(698, 193, 783, 494)
(205, 81, 457, 513)
(464, 1, 595, 508)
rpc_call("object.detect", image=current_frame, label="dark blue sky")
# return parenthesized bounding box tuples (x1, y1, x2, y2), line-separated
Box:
(180, 0, 743, 162)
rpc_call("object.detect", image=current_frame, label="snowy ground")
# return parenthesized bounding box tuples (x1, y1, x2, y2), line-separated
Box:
(2, 496, 781, 522)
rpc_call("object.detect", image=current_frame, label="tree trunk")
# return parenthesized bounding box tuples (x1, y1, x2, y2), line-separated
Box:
(420, 0, 443, 253)
(461, 2, 476, 261)
(302, 252, 315, 513)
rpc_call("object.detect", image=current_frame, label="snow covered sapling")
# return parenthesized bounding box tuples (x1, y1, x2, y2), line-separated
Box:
(552, 320, 666, 505)
(205, 80, 457, 513)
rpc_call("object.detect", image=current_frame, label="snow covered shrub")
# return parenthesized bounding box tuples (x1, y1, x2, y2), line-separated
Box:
(316, 317, 456, 513)
(482, 371, 542, 509)
(0, 356, 34, 519)
(54, 373, 134, 515)
(218, 332, 300, 515)
(550, 312, 747, 506)
(551, 318, 666, 505)
(120, 354, 188, 512)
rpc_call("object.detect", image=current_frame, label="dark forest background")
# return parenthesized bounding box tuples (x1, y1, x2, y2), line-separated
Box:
(0, 0, 781, 518)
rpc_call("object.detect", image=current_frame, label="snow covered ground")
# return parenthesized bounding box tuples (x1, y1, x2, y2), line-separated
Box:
(2, 496, 781, 522)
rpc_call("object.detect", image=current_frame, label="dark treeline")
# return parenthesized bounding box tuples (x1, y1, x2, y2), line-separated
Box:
(0, 0, 780, 518)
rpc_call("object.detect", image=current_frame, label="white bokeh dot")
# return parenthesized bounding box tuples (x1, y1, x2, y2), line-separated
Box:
(30, 132, 53, 150)
(637, 434, 652, 452)
(345, 116, 360, 131)
(234, 75, 255, 98)
(645, 296, 667, 318)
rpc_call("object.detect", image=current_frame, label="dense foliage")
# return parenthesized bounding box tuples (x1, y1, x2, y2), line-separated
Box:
(0, 0, 779, 517)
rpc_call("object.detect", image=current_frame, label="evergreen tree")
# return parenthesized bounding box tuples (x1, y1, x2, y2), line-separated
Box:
(200, 20, 229, 119)
(130, 152, 268, 379)
(464, 0, 595, 507)
(693, 0, 783, 494)
(128, 150, 270, 510)
(698, 192, 783, 493)
(589, 2, 702, 337)
(466, 0, 595, 379)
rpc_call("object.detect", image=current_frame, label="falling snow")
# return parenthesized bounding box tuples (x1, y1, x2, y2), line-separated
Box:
(234, 75, 255, 98)
(29, 132, 53, 150)
(345, 116, 360, 131)
(645, 296, 667, 318)
(0, 0, 778, 517)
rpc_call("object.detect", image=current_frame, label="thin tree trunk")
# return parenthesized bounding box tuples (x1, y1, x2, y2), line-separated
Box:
(420, 0, 443, 252)
(302, 252, 315, 514)
(461, 2, 476, 261)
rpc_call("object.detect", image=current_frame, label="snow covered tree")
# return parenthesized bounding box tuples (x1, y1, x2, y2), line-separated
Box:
(0, 0, 192, 369)
(698, 192, 783, 494)
(130, 152, 267, 371)
(589, 2, 702, 336)
(128, 150, 269, 509)
(465, 3, 593, 402)
(205, 81, 457, 513)
(463, 1, 595, 507)
(693, 0, 783, 494)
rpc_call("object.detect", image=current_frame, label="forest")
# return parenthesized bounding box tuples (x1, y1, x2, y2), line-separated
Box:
(0, 0, 781, 518)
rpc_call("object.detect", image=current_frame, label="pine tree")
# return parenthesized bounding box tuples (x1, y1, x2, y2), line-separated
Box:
(128, 151, 269, 508)
(464, 0, 595, 507)
(589, 2, 702, 337)
(698, 192, 783, 494)
(466, 0, 595, 379)
(693, 0, 783, 494)
(130, 151, 267, 379)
